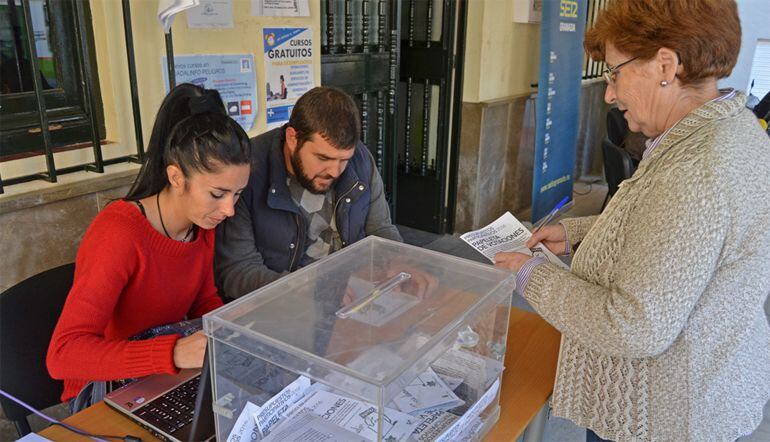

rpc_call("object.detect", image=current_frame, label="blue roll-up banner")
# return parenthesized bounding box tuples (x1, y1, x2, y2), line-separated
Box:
(531, 0, 587, 223)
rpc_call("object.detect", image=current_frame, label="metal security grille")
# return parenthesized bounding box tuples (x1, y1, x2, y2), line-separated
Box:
(0, 0, 145, 194)
(396, 0, 466, 233)
(582, 0, 610, 80)
(321, 0, 402, 208)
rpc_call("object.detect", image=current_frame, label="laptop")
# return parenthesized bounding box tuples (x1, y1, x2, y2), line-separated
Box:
(104, 351, 215, 442)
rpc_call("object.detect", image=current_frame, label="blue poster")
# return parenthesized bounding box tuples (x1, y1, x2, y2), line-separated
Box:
(263, 28, 315, 130)
(162, 54, 257, 131)
(531, 0, 587, 222)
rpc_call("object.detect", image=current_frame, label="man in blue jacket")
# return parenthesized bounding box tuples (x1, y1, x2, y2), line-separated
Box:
(214, 86, 402, 299)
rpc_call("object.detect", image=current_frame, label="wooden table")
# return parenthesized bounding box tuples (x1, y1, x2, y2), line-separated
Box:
(39, 307, 560, 442)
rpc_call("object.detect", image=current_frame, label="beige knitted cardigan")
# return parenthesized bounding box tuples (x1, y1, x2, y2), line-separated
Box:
(524, 92, 770, 441)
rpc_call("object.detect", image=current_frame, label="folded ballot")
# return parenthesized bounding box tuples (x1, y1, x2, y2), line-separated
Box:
(460, 212, 568, 269)
(388, 367, 465, 415)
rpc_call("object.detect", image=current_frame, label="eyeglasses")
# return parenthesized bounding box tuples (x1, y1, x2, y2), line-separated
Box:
(602, 56, 638, 85)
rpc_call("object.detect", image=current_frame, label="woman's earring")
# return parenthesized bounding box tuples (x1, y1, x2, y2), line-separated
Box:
(660, 80, 669, 87)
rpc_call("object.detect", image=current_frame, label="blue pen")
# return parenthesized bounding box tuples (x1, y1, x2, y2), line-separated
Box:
(532, 196, 570, 234)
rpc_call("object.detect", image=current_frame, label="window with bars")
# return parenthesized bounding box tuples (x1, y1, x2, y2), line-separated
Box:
(0, 0, 105, 181)
(582, 0, 610, 80)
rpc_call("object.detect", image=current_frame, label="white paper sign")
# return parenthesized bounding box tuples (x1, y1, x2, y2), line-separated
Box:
(187, 0, 234, 28)
(252, 0, 310, 16)
(263, 28, 315, 129)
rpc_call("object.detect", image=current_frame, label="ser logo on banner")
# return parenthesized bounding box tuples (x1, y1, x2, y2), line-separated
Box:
(560, 0, 579, 18)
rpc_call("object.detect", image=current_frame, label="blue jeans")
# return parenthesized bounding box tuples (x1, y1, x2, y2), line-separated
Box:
(586, 429, 612, 442)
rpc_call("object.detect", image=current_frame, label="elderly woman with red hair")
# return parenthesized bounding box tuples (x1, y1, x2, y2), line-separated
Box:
(494, 1, 770, 441)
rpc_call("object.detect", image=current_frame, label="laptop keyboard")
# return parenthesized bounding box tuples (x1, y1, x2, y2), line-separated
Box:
(134, 374, 201, 434)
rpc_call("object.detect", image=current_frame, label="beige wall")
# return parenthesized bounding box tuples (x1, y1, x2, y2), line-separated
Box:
(94, 0, 322, 146)
(1, 0, 321, 180)
(463, 0, 540, 103)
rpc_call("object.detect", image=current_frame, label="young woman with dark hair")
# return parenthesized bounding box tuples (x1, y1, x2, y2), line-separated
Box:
(46, 83, 251, 405)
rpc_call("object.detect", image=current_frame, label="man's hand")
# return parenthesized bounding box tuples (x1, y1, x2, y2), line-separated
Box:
(172, 331, 207, 369)
(527, 224, 568, 256)
(493, 252, 533, 273)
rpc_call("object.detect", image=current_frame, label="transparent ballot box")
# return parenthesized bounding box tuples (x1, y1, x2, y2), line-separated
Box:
(203, 237, 515, 441)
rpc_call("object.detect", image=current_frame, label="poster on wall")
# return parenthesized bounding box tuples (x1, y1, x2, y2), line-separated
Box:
(263, 28, 315, 130)
(187, 0, 234, 29)
(162, 54, 257, 132)
(252, 0, 309, 17)
(531, 0, 587, 223)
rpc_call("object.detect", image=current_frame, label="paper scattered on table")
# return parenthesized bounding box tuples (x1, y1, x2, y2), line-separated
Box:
(460, 211, 568, 269)
(276, 390, 417, 441)
(435, 378, 500, 442)
(263, 410, 368, 442)
(388, 367, 464, 415)
(345, 276, 419, 326)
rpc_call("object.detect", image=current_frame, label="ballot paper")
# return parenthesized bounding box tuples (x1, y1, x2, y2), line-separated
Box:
(409, 409, 459, 442)
(275, 390, 418, 441)
(263, 411, 368, 442)
(437, 373, 463, 391)
(252, 375, 311, 435)
(431, 348, 503, 394)
(226, 401, 260, 442)
(460, 212, 569, 269)
(225, 375, 310, 441)
(388, 367, 465, 415)
(435, 378, 501, 442)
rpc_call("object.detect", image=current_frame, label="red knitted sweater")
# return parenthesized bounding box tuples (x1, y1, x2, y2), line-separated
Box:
(46, 200, 223, 401)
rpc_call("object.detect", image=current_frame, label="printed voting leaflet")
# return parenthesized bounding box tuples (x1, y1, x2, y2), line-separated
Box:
(273, 390, 418, 441)
(263, 411, 368, 442)
(388, 367, 464, 415)
(435, 378, 500, 442)
(460, 212, 569, 269)
(410, 410, 459, 442)
(225, 375, 310, 441)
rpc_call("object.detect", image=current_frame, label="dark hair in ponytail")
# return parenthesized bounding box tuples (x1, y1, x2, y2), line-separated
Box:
(125, 83, 251, 200)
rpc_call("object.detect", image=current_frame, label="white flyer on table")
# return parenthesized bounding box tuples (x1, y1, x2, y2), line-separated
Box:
(460, 212, 568, 269)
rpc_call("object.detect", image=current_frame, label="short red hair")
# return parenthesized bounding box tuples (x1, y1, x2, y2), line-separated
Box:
(584, 0, 741, 85)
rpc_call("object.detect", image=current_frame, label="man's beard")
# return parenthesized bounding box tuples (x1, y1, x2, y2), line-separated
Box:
(291, 148, 335, 194)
